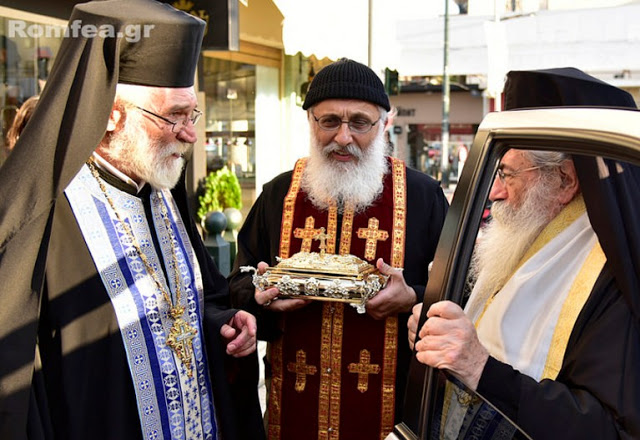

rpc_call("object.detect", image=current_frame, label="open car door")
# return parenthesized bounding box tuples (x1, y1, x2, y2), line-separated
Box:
(394, 107, 640, 440)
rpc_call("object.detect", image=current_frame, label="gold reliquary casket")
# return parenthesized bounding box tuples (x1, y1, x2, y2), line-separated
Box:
(240, 251, 389, 314)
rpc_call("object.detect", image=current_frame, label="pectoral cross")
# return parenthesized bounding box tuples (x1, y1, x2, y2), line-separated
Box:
(348, 349, 380, 393)
(166, 311, 198, 378)
(287, 350, 317, 392)
(357, 217, 389, 261)
(313, 227, 331, 257)
(294, 216, 323, 252)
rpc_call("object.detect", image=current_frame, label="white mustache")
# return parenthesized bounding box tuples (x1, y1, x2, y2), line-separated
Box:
(162, 142, 191, 159)
(322, 142, 363, 160)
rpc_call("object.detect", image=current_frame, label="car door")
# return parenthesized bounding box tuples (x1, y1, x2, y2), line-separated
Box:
(393, 107, 640, 440)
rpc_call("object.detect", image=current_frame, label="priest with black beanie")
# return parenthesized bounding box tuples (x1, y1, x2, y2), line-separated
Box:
(229, 58, 449, 439)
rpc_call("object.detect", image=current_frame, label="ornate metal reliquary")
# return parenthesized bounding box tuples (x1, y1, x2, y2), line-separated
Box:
(240, 251, 389, 314)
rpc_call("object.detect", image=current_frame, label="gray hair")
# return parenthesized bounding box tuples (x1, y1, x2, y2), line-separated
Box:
(524, 150, 575, 191)
(524, 150, 570, 169)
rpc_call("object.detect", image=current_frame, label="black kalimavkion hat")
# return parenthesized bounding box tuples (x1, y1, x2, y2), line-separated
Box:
(504, 67, 637, 110)
(302, 58, 391, 111)
(72, 0, 205, 87)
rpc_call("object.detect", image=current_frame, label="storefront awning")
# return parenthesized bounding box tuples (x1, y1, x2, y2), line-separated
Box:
(273, 0, 460, 71)
(273, 0, 369, 62)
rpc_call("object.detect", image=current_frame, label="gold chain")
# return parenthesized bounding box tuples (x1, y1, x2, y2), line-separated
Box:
(87, 160, 197, 376)
(87, 160, 182, 309)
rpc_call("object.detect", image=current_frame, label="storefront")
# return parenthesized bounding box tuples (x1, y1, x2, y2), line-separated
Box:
(1, 0, 290, 220)
(201, 40, 283, 215)
(389, 87, 485, 182)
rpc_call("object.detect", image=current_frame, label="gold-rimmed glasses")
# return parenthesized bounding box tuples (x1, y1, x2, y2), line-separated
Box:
(134, 106, 202, 133)
(311, 112, 380, 134)
(496, 166, 541, 184)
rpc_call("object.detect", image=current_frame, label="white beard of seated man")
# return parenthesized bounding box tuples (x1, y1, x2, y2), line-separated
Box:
(469, 150, 571, 303)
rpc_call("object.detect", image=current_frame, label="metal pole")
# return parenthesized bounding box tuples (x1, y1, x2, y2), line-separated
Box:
(493, 0, 501, 111)
(440, 0, 450, 187)
(368, 0, 373, 67)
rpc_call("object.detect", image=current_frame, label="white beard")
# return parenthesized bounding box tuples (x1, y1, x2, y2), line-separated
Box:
(469, 177, 561, 300)
(301, 127, 389, 213)
(103, 111, 191, 190)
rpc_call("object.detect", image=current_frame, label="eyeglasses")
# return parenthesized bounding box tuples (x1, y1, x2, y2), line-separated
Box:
(312, 112, 380, 134)
(496, 166, 541, 184)
(134, 106, 202, 133)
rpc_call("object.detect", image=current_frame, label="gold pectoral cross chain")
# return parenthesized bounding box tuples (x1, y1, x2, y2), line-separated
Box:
(88, 160, 197, 377)
(166, 305, 198, 375)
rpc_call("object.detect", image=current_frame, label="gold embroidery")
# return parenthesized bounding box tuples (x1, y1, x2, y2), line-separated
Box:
(381, 158, 405, 438)
(330, 303, 344, 440)
(280, 158, 307, 259)
(348, 349, 381, 392)
(327, 203, 338, 254)
(319, 303, 345, 440)
(268, 337, 284, 440)
(339, 204, 355, 256)
(357, 218, 389, 261)
(287, 349, 318, 392)
(294, 216, 323, 253)
(391, 158, 406, 269)
(542, 241, 606, 380)
(381, 316, 398, 438)
(318, 304, 333, 440)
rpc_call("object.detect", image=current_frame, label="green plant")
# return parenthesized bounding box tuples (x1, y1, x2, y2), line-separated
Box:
(197, 167, 242, 222)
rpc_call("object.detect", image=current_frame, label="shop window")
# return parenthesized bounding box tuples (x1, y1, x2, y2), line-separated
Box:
(1, 15, 63, 161)
(202, 57, 256, 188)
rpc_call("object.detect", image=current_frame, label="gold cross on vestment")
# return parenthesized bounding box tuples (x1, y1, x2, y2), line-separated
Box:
(287, 349, 317, 392)
(313, 227, 331, 257)
(166, 313, 198, 378)
(348, 349, 380, 393)
(357, 218, 389, 261)
(294, 216, 323, 253)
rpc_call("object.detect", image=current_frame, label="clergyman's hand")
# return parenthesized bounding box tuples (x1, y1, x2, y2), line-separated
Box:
(408, 302, 423, 350)
(414, 300, 489, 391)
(253, 261, 310, 312)
(220, 310, 257, 358)
(365, 258, 417, 320)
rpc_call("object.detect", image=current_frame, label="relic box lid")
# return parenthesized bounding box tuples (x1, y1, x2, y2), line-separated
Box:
(271, 252, 378, 278)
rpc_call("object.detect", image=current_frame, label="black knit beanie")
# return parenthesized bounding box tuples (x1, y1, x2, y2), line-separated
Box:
(302, 58, 391, 111)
